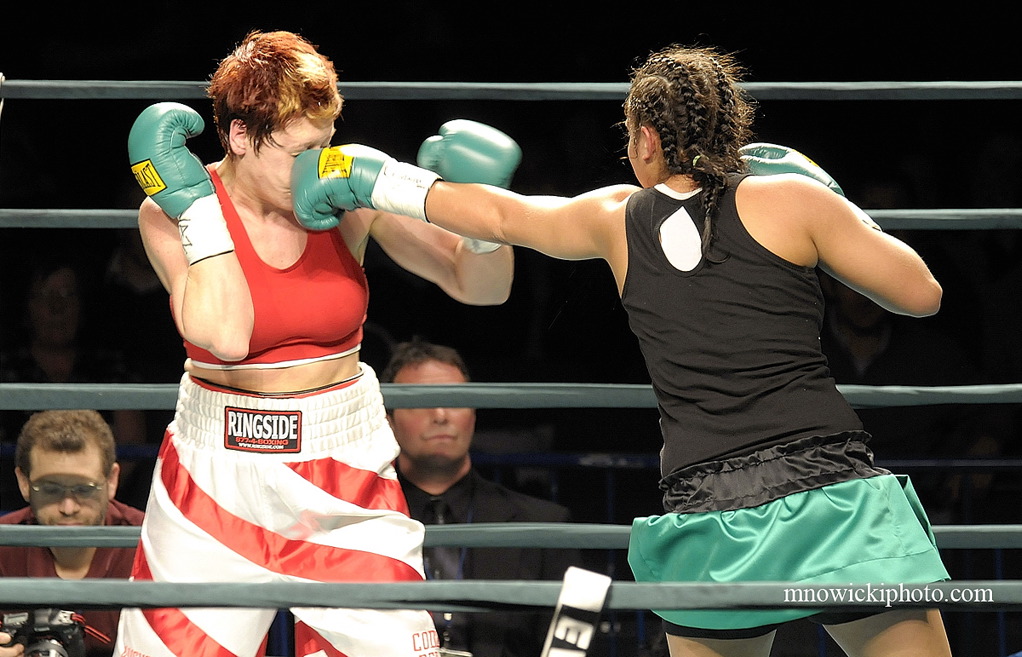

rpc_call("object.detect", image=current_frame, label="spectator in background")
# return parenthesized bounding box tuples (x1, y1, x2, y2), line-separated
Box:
(0, 410, 144, 657)
(826, 175, 1006, 524)
(819, 273, 1003, 522)
(0, 257, 146, 507)
(94, 227, 186, 507)
(381, 338, 581, 657)
(96, 228, 185, 385)
(97, 173, 185, 388)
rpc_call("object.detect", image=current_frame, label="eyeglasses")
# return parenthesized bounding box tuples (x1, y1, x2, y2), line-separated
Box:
(29, 481, 105, 503)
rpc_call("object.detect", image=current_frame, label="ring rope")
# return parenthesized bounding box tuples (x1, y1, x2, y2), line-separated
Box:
(4, 79, 1022, 101)
(3, 523, 1021, 550)
(1, 446, 1017, 482)
(1, 382, 1021, 411)
(3, 445, 1015, 482)
(4, 208, 1022, 230)
(1, 578, 1018, 612)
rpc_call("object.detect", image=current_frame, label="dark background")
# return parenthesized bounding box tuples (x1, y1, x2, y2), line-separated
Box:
(2, 5, 1022, 654)
(3, 3, 1021, 494)
(3, 3, 1022, 486)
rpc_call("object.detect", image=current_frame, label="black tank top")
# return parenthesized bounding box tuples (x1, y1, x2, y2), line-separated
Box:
(621, 175, 863, 476)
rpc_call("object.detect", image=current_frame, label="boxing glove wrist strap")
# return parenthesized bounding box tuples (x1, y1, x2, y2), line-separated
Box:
(370, 159, 440, 222)
(177, 195, 235, 265)
(462, 237, 503, 254)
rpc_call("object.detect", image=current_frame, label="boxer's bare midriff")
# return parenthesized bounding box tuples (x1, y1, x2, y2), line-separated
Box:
(186, 350, 362, 394)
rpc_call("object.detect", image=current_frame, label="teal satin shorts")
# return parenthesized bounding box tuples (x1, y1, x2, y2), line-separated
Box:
(628, 474, 950, 630)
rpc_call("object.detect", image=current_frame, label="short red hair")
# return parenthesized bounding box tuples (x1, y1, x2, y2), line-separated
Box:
(207, 30, 343, 155)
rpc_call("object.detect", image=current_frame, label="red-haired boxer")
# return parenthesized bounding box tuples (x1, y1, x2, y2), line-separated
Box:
(120, 29, 520, 657)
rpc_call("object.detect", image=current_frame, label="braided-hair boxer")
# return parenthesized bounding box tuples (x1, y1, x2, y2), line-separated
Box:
(291, 45, 953, 657)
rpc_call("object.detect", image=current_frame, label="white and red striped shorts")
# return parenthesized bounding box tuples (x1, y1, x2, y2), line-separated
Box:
(115, 365, 439, 657)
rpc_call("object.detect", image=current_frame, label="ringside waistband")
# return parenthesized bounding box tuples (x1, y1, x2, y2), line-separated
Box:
(171, 363, 391, 457)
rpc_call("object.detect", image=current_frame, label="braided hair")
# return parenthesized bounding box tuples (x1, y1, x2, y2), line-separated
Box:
(624, 45, 756, 256)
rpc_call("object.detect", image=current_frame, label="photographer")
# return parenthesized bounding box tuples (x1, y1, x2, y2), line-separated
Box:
(0, 411, 144, 657)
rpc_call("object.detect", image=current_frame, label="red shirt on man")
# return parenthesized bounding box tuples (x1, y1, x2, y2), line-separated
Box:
(0, 499, 144, 657)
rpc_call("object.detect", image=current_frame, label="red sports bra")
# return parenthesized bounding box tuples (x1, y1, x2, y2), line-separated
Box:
(180, 169, 369, 369)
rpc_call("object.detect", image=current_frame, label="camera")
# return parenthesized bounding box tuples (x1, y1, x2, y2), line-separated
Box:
(0, 609, 86, 657)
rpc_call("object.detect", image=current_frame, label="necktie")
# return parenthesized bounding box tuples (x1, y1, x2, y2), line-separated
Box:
(425, 496, 461, 580)
(424, 496, 469, 650)
(429, 495, 450, 524)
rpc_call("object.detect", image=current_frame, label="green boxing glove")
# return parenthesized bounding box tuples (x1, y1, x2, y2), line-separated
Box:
(417, 119, 522, 253)
(417, 119, 522, 187)
(292, 144, 441, 231)
(128, 102, 234, 264)
(740, 142, 845, 197)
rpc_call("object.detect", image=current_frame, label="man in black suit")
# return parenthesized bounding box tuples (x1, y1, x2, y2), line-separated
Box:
(381, 339, 581, 657)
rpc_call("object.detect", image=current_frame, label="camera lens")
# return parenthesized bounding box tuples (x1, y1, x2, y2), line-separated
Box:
(25, 638, 70, 657)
